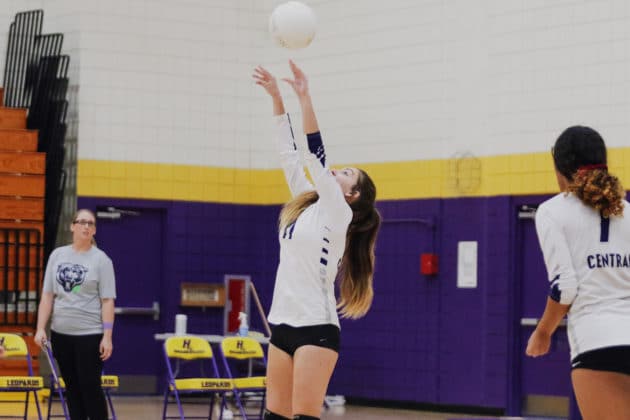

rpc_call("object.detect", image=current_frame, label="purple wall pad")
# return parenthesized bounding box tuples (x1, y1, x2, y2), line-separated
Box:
(78, 197, 281, 387)
(78, 192, 591, 413)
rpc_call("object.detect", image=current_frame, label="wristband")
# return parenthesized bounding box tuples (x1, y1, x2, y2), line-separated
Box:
(103, 322, 114, 330)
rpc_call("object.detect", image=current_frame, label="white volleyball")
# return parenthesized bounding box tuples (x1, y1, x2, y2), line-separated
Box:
(269, 1, 317, 50)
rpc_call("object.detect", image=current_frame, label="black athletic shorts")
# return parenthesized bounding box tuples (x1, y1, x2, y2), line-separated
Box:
(571, 345, 630, 375)
(270, 323, 340, 357)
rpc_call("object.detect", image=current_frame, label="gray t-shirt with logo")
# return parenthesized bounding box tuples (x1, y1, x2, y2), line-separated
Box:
(42, 245, 116, 335)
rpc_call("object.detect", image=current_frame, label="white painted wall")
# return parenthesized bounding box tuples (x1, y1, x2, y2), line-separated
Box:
(2, 0, 630, 169)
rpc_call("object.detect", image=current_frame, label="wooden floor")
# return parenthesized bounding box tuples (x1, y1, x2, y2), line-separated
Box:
(112, 396, 490, 419)
(6, 395, 563, 419)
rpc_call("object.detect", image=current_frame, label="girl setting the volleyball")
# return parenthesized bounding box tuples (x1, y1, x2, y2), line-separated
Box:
(253, 61, 381, 420)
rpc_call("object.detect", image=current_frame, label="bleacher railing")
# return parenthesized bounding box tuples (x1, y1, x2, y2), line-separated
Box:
(0, 228, 42, 326)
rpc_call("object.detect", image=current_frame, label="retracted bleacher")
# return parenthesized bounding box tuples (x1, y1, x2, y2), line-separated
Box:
(0, 9, 70, 378)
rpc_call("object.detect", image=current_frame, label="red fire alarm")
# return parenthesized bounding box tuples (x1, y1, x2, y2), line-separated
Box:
(421, 253, 439, 275)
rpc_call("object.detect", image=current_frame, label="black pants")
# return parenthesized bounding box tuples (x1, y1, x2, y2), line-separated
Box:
(50, 330, 108, 420)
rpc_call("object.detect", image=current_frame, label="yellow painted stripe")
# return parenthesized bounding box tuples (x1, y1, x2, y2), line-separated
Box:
(78, 147, 630, 204)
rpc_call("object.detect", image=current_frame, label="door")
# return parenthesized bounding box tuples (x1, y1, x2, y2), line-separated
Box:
(95, 206, 165, 393)
(515, 205, 571, 417)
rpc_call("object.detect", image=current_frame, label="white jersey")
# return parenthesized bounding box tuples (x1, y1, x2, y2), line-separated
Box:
(267, 114, 353, 328)
(535, 193, 630, 360)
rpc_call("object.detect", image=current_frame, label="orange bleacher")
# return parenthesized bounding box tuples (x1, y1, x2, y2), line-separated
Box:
(0, 86, 46, 376)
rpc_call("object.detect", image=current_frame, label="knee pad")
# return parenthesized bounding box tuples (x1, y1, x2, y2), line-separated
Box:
(293, 416, 319, 420)
(263, 409, 291, 420)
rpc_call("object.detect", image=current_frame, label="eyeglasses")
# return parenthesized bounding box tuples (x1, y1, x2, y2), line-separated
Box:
(73, 219, 95, 227)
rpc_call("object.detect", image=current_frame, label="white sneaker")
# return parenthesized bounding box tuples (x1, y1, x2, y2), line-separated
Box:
(324, 395, 346, 407)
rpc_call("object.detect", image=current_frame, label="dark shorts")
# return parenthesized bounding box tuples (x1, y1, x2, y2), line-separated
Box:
(571, 345, 630, 375)
(270, 323, 340, 357)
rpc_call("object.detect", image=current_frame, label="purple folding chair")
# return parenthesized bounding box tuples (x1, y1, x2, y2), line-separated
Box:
(162, 335, 232, 420)
(41, 340, 70, 420)
(220, 337, 267, 420)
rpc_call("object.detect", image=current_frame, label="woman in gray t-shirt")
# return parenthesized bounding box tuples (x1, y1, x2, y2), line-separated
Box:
(35, 209, 116, 420)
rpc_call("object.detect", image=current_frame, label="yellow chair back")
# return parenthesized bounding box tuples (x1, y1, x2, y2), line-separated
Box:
(165, 335, 213, 360)
(0, 333, 29, 357)
(221, 337, 264, 360)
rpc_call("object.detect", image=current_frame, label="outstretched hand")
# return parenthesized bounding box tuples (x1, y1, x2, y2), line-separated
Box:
(253, 66, 281, 98)
(282, 60, 309, 98)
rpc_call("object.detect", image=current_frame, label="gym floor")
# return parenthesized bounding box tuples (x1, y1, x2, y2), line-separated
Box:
(12, 395, 562, 420)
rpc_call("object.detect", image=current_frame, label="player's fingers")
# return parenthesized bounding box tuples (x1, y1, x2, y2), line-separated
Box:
(289, 60, 304, 78)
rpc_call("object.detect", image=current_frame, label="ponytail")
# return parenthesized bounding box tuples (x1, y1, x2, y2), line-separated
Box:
(568, 167, 624, 217)
(279, 191, 318, 230)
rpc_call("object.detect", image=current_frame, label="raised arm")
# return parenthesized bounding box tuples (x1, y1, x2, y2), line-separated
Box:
(282, 60, 319, 135)
(253, 65, 285, 117)
(254, 65, 312, 197)
(283, 61, 352, 221)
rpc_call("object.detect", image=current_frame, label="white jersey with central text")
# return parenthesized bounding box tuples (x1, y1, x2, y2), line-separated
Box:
(536, 193, 630, 360)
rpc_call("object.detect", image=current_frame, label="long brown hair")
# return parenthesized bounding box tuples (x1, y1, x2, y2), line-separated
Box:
(553, 125, 624, 217)
(279, 191, 319, 231)
(279, 170, 381, 319)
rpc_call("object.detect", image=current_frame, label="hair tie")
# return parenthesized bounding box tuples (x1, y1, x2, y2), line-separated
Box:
(578, 164, 607, 172)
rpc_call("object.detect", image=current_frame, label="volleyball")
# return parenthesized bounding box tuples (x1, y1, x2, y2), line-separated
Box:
(269, 1, 317, 50)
